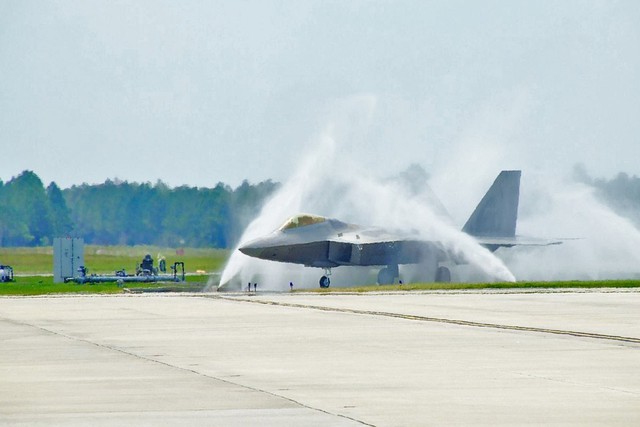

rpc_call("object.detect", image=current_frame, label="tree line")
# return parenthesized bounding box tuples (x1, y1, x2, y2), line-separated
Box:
(0, 171, 278, 248)
(575, 168, 640, 228)
(3, 167, 640, 248)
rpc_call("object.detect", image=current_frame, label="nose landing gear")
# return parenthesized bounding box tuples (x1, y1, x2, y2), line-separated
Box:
(319, 276, 330, 288)
(319, 268, 332, 288)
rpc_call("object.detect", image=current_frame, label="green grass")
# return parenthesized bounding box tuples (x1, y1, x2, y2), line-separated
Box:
(0, 245, 225, 295)
(0, 246, 55, 274)
(0, 245, 229, 275)
(301, 280, 640, 293)
(0, 275, 211, 296)
(2, 246, 640, 295)
(3, 276, 639, 296)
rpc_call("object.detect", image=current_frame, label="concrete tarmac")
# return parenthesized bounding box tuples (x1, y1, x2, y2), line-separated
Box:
(1, 289, 639, 426)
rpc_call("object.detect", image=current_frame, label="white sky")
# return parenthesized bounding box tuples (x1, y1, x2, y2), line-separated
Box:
(1, 0, 639, 188)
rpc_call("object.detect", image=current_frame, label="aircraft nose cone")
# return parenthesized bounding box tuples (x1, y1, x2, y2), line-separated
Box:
(238, 243, 262, 258)
(238, 236, 274, 259)
(238, 234, 287, 261)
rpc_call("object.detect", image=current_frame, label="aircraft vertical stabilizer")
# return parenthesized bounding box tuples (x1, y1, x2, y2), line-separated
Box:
(462, 170, 521, 238)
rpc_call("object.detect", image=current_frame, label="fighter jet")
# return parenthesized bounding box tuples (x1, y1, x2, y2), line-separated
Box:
(239, 170, 560, 287)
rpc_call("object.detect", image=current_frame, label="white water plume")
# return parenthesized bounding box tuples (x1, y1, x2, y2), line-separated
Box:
(217, 96, 515, 291)
(501, 175, 640, 281)
(214, 91, 640, 291)
(419, 89, 640, 283)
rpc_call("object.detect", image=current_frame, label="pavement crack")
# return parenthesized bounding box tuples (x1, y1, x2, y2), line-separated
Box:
(218, 296, 640, 345)
(0, 315, 375, 427)
(514, 371, 640, 396)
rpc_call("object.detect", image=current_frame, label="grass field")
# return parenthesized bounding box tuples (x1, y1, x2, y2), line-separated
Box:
(0, 275, 210, 296)
(2, 246, 640, 296)
(0, 245, 229, 275)
(2, 275, 640, 296)
(0, 245, 226, 295)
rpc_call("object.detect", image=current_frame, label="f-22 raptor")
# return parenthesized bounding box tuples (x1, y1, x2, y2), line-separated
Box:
(239, 170, 559, 288)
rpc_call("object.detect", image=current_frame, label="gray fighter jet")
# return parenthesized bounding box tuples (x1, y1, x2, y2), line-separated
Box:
(239, 170, 559, 287)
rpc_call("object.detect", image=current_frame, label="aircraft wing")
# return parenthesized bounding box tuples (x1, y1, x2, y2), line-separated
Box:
(321, 226, 456, 267)
(235, 170, 569, 287)
(475, 236, 564, 251)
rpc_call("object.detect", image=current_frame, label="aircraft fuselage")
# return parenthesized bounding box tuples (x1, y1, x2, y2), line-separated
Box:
(239, 217, 440, 268)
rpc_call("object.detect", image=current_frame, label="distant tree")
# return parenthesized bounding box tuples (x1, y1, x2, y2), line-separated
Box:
(2, 170, 279, 248)
(65, 179, 136, 245)
(0, 179, 30, 246)
(227, 179, 279, 245)
(577, 166, 640, 228)
(47, 182, 73, 237)
(0, 171, 53, 245)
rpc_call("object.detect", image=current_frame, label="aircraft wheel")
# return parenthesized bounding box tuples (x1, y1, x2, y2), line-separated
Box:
(319, 276, 331, 288)
(435, 266, 451, 283)
(377, 267, 395, 285)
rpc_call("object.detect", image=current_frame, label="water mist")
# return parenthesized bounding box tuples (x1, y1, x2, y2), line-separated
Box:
(216, 97, 515, 291)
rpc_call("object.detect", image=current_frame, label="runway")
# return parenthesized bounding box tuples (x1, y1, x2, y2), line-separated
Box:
(1, 289, 639, 426)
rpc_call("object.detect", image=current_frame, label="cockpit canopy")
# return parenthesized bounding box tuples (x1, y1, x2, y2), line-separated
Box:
(278, 214, 327, 231)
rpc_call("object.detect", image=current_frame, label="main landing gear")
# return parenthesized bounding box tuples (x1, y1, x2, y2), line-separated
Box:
(375, 264, 451, 284)
(377, 264, 399, 285)
(435, 266, 451, 282)
(319, 268, 331, 288)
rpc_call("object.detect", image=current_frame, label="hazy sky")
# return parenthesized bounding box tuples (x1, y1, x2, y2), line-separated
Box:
(1, 0, 639, 188)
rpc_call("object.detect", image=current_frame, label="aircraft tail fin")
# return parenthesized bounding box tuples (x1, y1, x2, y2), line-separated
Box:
(462, 170, 521, 238)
